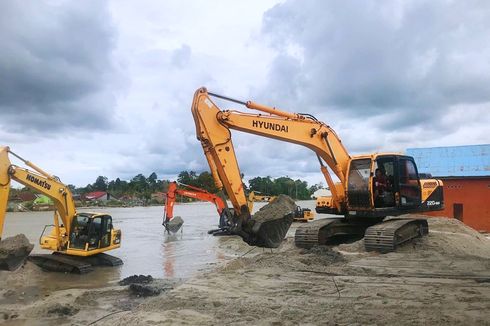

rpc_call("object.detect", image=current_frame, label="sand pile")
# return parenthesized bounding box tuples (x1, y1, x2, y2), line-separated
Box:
(242, 194, 296, 248)
(336, 217, 490, 259)
(0, 234, 34, 271)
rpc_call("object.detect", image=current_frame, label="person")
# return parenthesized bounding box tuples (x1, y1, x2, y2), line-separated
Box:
(373, 168, 390, 207)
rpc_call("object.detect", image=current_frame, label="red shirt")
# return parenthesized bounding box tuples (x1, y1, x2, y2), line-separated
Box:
(374, 175, 388, 194)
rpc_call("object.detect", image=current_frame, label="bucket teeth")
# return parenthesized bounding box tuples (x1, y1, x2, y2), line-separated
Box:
(241, 212, 294, 248)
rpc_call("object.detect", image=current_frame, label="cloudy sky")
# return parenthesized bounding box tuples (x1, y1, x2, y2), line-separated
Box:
(1, 0, 489, 187)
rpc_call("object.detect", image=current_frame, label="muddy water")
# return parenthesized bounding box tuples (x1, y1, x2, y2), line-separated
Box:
(2, 200, 316, 291)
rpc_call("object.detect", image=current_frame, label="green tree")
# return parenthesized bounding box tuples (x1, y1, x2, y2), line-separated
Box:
(197, 171, 217, 193)
(93, 176, 108, 191)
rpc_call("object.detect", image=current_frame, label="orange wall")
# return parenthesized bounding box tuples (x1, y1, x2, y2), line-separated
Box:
(426, 178, 490, 232)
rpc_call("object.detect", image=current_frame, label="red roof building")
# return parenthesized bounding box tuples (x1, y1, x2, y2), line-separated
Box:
(84, 191, 113, 202)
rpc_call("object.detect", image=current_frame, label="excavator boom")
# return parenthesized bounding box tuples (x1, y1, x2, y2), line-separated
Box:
(192, 88, 351, 216)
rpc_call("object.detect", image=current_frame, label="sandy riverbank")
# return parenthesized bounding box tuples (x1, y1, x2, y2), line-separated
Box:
(1, 217, 489, 325)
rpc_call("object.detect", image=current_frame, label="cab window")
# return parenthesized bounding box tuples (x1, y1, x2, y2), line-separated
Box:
(398, 158, 421, 207)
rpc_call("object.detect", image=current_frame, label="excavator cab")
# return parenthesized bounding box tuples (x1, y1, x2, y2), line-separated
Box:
(67, 213, 118, 251)
(346, 154, 423, 217)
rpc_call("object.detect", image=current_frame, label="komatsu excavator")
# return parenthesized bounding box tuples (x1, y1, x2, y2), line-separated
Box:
(191, 87, 444, 251)
(0, 147, 122, 273)
(162, 181, 232, 234)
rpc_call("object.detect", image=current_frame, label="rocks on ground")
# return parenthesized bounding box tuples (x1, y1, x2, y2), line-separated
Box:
(0, 234, 34, 271)
(119, 274, 153, 286)
(119, 275, 176, 297)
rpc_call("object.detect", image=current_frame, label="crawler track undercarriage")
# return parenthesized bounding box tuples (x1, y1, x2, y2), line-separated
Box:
(295, 216, 429, 253)
(28, 252, 123, 274)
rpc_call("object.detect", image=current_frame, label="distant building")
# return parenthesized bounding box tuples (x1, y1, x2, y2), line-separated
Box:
(33, 195, 55, 211)
(407, 144, 490, 232)
(84, 191, 114, 202)
(10, 192, 37, 202)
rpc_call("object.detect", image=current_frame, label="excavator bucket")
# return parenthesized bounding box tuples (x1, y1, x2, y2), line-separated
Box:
(164, 216, 184, 234)
(240, 195, 296, 248)
(0, 234, 34, 271)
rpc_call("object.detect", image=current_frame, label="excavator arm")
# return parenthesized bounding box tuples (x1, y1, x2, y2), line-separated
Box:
(192, 88, 350, 216)
(163, 181, 228, 233)
(191, 87, 352, 247)
(0, 146, 76, 244)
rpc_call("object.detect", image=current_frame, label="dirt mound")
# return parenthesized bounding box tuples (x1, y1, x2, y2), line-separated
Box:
(398, 217, 490, 258)
(119, 275, 174, 297)
(336, 239, 366, 253)
(301, 245, 346, 264)
(0, 234, 34, 271)
(46, 303, 79, 317)
(336, 217, 490, 258)
(129, 284, 161, 297)
(242, 194, 296, 248)
(119, 275, 153, 286)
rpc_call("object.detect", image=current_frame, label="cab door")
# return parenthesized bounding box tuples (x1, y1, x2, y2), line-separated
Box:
(346, 158, 373, 209)
(99, 216, 112, 248)
(395, 157, 422, 209)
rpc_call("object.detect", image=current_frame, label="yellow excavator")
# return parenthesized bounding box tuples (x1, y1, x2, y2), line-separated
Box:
(0, 147, 122, 273)
(247, 192, 314, 223)
(191, 87, 444, 251)
(247, 191, 276, 204)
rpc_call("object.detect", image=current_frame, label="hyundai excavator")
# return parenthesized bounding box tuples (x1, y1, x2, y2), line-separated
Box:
(162, 181, 232, 234)
(191, 87, 444, 251)
(0, 147, 122, 273)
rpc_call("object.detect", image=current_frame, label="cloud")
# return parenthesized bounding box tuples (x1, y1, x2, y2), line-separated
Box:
(260, 0, 490, 136)
(0, 1, 121, 134)
(3, 1, 488, 188)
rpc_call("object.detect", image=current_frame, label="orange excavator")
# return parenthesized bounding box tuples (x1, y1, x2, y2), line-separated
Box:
(191, 87, 444, 251)
(162, 181, 232, 234)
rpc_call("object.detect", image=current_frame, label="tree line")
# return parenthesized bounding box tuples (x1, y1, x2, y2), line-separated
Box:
(63, 170, 323, 201)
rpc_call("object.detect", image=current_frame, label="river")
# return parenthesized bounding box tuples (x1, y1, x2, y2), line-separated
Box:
(2, 200, 317, 289)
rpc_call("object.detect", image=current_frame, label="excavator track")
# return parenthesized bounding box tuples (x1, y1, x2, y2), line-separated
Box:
(28, 252, 123, 274)
(28, 254, 93, 274)
(295, 218, 371, 249)
(364, 218, 429, 253)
